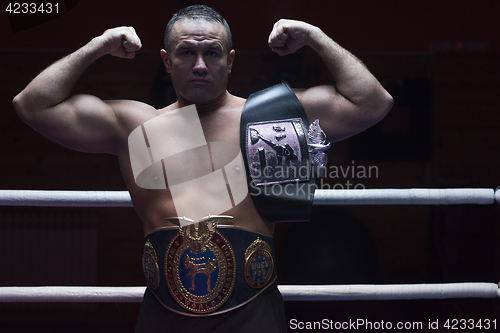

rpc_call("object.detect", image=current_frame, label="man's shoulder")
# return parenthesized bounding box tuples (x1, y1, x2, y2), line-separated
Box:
(228, 95, 246, 108)
(106, 99, 160, 131)
(107, 99, 156, 112)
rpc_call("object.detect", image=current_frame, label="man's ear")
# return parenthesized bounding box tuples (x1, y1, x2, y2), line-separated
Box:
(160, 49, 171, 73)
(227, 49, 235, 74)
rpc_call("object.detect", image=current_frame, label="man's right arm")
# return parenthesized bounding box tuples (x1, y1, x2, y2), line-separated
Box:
(12, 27, 142, 155)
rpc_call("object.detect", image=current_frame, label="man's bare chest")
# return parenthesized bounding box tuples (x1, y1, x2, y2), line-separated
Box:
(199, 107, 242, 147)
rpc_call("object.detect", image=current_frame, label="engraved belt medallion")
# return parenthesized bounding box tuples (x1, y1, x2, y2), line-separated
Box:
(164, 217, 236, 314)
(246, 118, 310, 186)
(142, 240, 160, 290)
(244, 237, 274, 288)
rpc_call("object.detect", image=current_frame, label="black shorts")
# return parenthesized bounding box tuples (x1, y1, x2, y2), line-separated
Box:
(135, 282, 288, 333)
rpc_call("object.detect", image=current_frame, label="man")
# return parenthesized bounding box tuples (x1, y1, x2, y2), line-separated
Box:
(13, 5, 392, 332)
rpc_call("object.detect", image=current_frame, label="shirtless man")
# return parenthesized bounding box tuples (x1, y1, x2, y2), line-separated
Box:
(13, 5, 392, 332)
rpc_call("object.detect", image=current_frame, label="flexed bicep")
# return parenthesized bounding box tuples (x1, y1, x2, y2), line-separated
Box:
(12, 26, 144, 154)
(295, 85, 384, 143)
(277, 19, 393, 142)
(17, 94, 123, 154)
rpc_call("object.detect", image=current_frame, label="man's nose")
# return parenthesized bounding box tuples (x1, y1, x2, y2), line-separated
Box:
(193, 54, 208, 74)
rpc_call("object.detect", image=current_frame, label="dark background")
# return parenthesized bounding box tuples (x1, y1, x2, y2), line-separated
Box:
(1, 0, 499, 332)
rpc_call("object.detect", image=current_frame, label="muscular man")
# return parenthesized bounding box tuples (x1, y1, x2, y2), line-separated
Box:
(13, 5, 392, 332)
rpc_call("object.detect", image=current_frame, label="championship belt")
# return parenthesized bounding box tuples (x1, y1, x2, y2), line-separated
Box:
(142, 216, 277, 317)
(240, 82, 330, 222)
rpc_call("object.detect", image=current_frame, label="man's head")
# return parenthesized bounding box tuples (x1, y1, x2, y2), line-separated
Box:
(160, 5, 235, 106)
(164, 5, 232, 54)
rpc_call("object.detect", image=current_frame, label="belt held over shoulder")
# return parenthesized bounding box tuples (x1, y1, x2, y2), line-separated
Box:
(240, 82, 330, 223)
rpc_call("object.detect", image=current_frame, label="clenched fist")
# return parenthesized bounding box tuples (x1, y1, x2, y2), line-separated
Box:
(96, 26, 142, 59)
(268, 19, 319, 56)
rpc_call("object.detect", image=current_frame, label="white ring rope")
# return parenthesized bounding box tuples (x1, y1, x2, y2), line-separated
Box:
(313, 188, 495, 205)
(0, 190, 133, 207)
(0, 189, 497, 303)
(0, 188, 496, 207)
(0, 283, 497, 303)
(279, 283, 500, 301)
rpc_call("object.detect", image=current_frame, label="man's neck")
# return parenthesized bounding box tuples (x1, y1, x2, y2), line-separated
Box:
(177, 91, 231, 117)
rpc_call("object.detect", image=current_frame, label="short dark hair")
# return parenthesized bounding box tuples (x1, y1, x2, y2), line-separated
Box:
(164, 5, 232, 53)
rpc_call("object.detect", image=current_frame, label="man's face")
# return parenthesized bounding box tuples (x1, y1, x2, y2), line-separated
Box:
(161, 19, 235, 105)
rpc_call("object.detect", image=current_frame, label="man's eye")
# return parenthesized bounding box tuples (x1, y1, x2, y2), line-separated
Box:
(206, 51, 217, 57)
(181, 50, 193, 56)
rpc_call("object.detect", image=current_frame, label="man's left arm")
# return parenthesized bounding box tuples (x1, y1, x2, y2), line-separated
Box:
(269, 19, 393, 142)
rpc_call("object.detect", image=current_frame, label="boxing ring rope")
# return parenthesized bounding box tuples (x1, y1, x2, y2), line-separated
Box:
(0, 188, 499, 302)
(0, 188, 497, 207)
(0, 283, 499, 303)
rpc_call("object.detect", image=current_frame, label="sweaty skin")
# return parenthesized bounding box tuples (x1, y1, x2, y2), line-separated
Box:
(13, 19, 393, 237)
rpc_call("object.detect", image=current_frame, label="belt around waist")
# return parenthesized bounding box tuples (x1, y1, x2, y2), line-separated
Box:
(142, 225, 277, 317)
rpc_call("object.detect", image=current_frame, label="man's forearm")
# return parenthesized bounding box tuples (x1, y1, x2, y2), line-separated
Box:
(13, 38, 104, 113)
(13, 27, 141, 115)
(307, 27, 387, 107)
